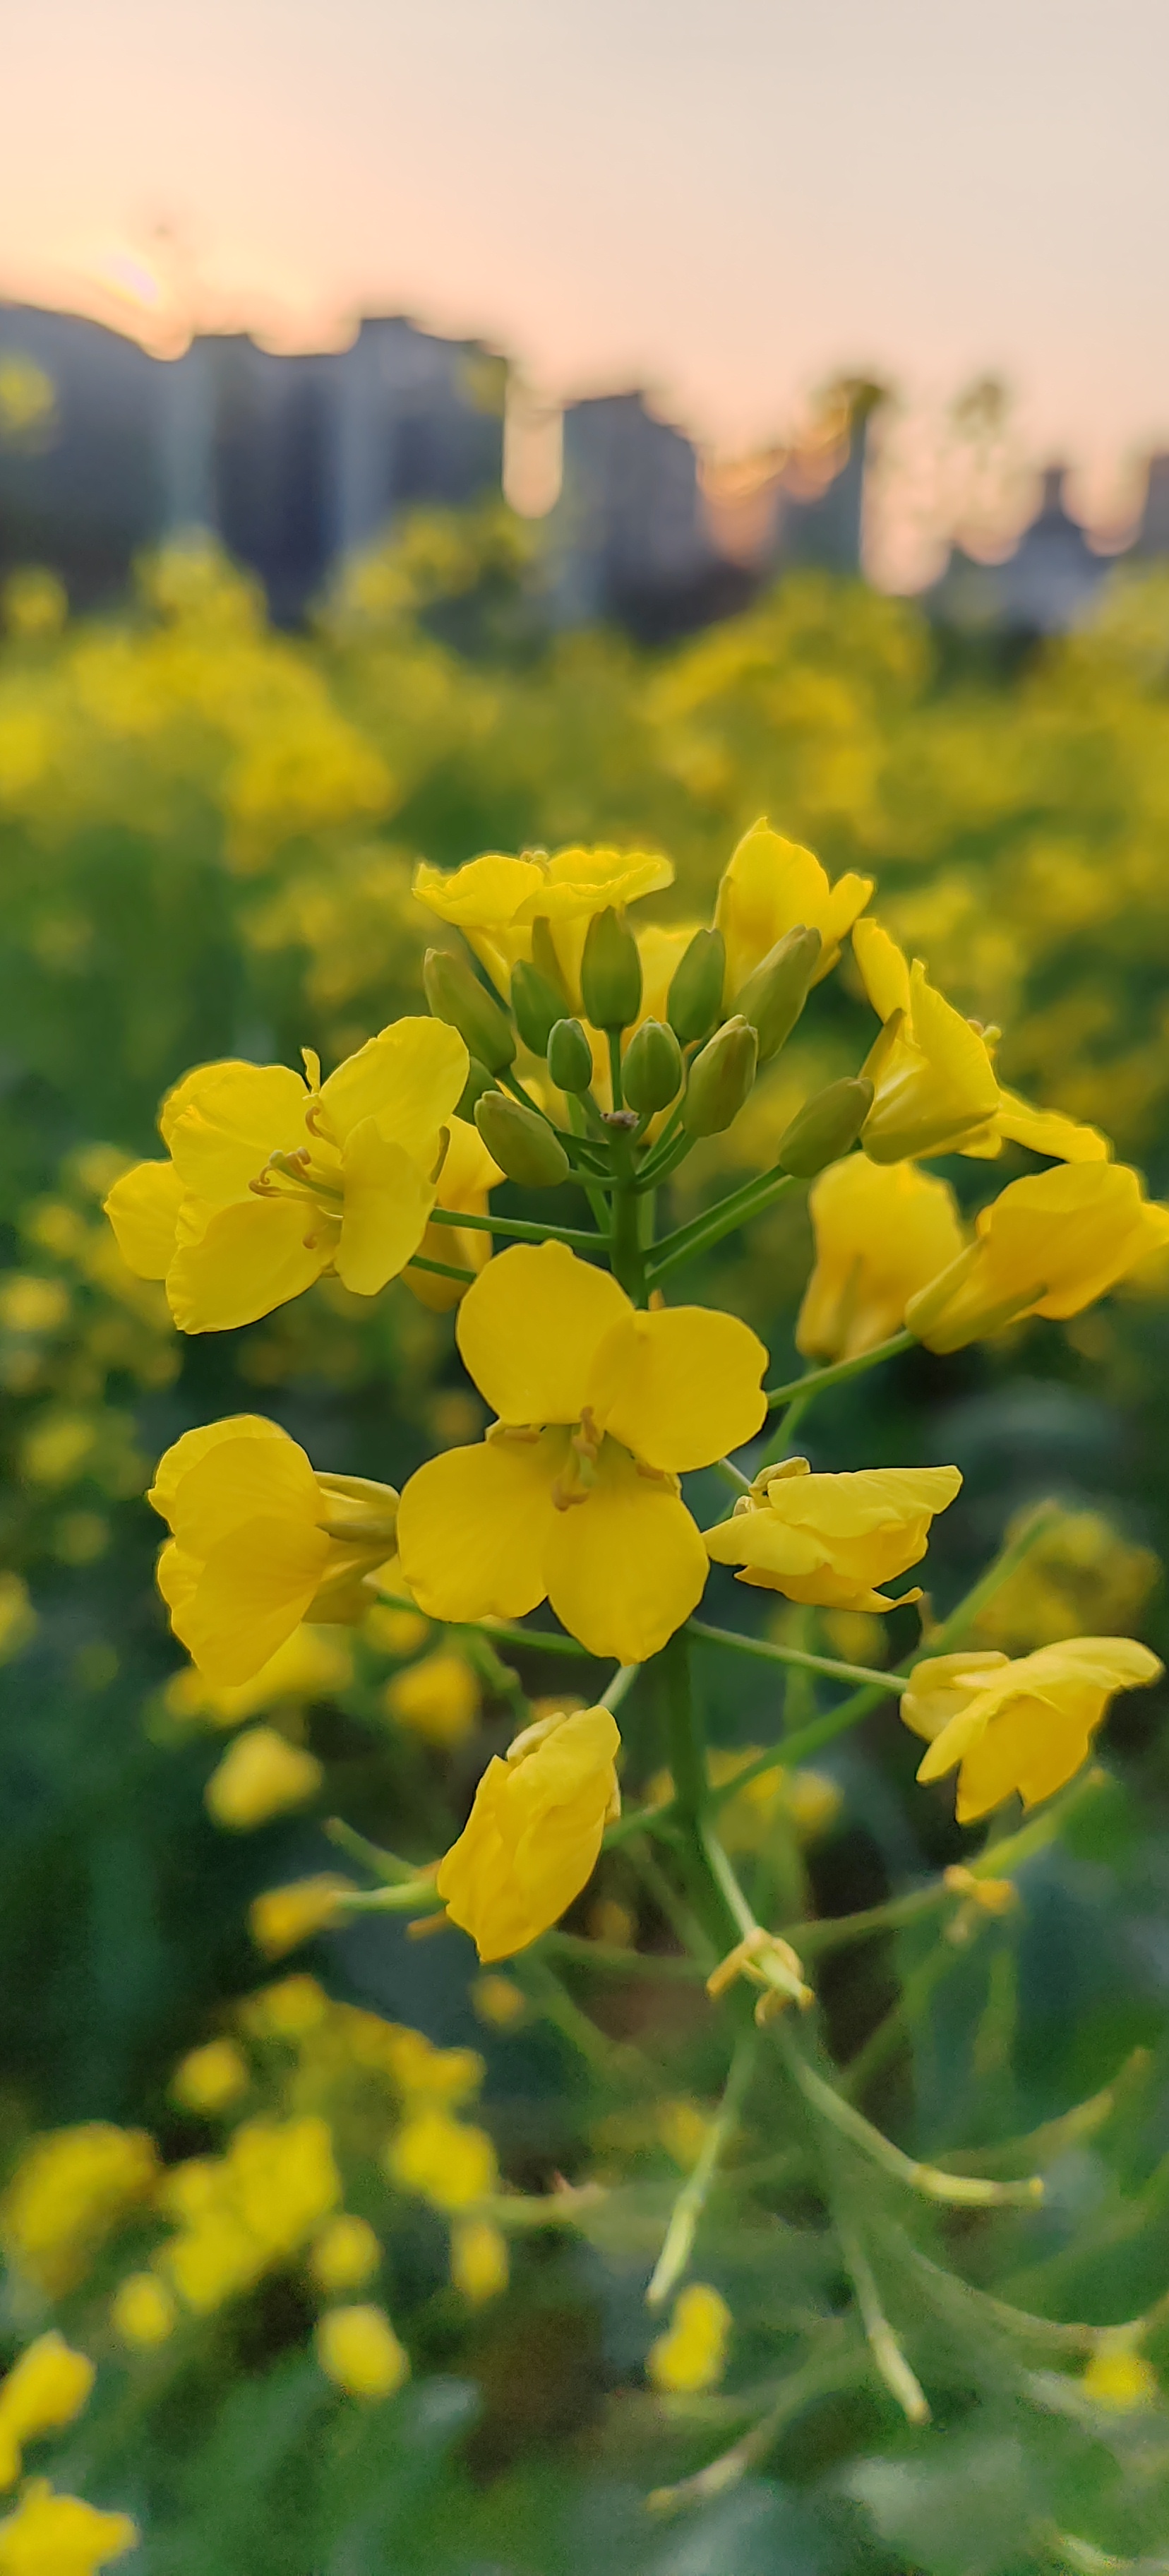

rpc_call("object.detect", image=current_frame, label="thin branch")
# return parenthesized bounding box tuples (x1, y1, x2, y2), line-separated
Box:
(689, 1618, 896, 1698)
(775, 2026, 1044, 2209)
(836, 2207, 930, 2423)
(762, 1329, 915, 1412)
(647, 2032, 759, 2308)
(406, 1251, 476, 1285)
(427, 1205, 609, 1254)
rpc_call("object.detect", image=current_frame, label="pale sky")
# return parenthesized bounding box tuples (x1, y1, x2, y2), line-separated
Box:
(2, 0, 1168, 579)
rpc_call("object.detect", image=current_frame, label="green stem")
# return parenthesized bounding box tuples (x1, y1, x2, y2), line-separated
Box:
(657, 1631, 742, 1955)
(647, 2031, 758, 2307)
(647, 1171, 801, 1281)
(428, 1205, 609, 1254)
(606, 1028, 625, 1111)
(373, 1593, 599, 1662)
(762, 1329, 915, 1412)
(611, 1167, 648, 1302)
(407, 1252, 476, 1286)
(566, 1093, 613, 1228)
(634, 1130, 694, 1193)
(834, 2202, 930, 2423)
(540, 1930, 705, 1981)
(689, 1618, 896, 1699)
(323, 1818, 419, 1884)
(774, 2025, 1043, 2208)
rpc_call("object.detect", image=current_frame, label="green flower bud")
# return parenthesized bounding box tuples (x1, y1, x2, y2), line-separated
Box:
(455, 1058, 497, 1123)
(666, 926, 726, 1046)
(474, 1092, 570, 1189)
(683, 1013, 758, 1136)
(734, 924, 822, 1063)
(621, 1018, 683, 1115)
(529, 915, 570, 1004)
(424, 948, 515, 1073)
(580, 907, 642, 1031)
(547, 1017, 596, 1094)
(777, 1077, 875, 1178)
(510, 960, 566, 1058)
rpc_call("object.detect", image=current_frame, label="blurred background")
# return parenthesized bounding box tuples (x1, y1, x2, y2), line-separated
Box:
(4, 6, 1169, 2570)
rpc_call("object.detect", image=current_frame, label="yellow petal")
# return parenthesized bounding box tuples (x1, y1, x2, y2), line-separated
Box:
(319, 1017, 467, 1157)
(149, 1414, 293, 1523)
(336, 1122, 433, 1294)
(519, 844, 674, 921)
(167, 1198, 326, 1332)
(589, 1306, 768, 1472)
(103, 1160, 186, 1280)
(164, 1061, 310, 1202)
(955, 1698, 1095, 1822)
(414, 853, 548, 929)
(992, 1089, 1112, 1164)
(456, 1241, 630, 1425)
(545, 1439, 709, 1661)
(396, 1431, 564, 1624)
(174, 1517, 332, 1686)
(852, 916, 911, 1022)
(167, 1426, 321, 1556)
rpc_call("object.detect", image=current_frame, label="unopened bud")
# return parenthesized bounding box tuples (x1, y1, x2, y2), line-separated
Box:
(547, 1017, 595, 1095)
(683, 1014, 758, 1136)
(667, 926, 726, 1046)
(510, 961, 565, 1059)
(734, 925, 822, 1063)
(777, 1077, 874, 1178)
(580, 907, 642, 1031)
(455, 1058, 496, 1123)
(474, 1092, 570, 1189)
(424, 948, 515, 1073)
(621, 1018, 683, 1115)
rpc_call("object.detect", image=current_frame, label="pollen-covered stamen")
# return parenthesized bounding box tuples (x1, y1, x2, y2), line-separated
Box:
(249, 1147, 344, 1210)
(551, 1405, 601, 1512)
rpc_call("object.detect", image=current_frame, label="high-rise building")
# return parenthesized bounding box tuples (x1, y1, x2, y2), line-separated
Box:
(547, 390, 719, 635)
(0, 303, 164, 603)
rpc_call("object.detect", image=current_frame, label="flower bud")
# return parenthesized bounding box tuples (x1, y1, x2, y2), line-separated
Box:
(580, 906, 642, 1031)
(510, 960, 566, 1058)
(667, 925, 726, 1046)
(734, 924, 822, 1063)
(423, 948, 515, 1073)
(455, 1057, 497, 1123)
(683, 1014, 758, 1136)
(621, 1018, 683, 1114)
(547, 1017, 595, 1094)
(474, 1092, 570, 1189)
(777, 1077, 875, 1178)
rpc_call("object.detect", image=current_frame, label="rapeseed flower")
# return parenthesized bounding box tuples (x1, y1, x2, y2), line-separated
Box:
(149, 1415, 399, 1687)
(0, 2125, 157, 2296)
(705, 1457, 961, 1611)
(396, 1241, 769, 1662)
(0, 2480, 137, 2575)
(169, 2040, 249, 2115)
(854, 918, 1001, 1162)
(160, 2116, 341, 2313)
(715, 819, 873, 996)
(906, 1160, 1169, 1352)
(104, 1017, 467, 1331)
(161, 1625, 353, 1729)
(383, 1649, 480, 1748)
(204, 1726, 323, 1830)
(316, 2305, 409, 2400)
(902, 1635, 1162, 1822)
(414, 844, 673, 998)
(647, 2284, 731, 2394)
(436, 1705, 621, 1960)
(450, 2218, 509, 2304)
(0, 2336, 95, 2491)
(404, 1118, 502, 1312)
(386, 2108, 498, 2207)
(109, 2274, 176, 2349)
(308, 2215, 380, 2295)
(796, 1156, 966, 1361)
(1081, 2342, 1159, 2409)
(249, 1876, 353, 1958)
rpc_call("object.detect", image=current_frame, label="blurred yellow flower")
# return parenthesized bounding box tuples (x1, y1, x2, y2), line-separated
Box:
(450, 2217, 509, 2304)
(715, 818, 872, 996)
(906, 1161, 1169, 1352)
(169, 2040, 250, 2116)
(397, 1241, 768, 1662)
(0, 2336, 95, 2491)
(387, 2109, 498, 2209)
(414, 844, 673, 998)
(364, 1601, 429, 1658)
(0, 2125, 158, 2296)
(162, 1625, 353, 1729)
(973, 1505, 1159, 1655)
(149, 1414, 398, 1686)
(205, 1727, 323, 1831)
(384, 1648, 480, 1748)
(797, 1156, 965, 1362)
(903, 1635, 1163, 1822)
(1081, 2342, 1159, 2409)
(104, 1018, 467, 1332)
(316, 2304, 409, 2400)
(404, 1118, 503, 1313)
(647, 2284, 731, 2394)
(472, 1974, 527, 2030)
(0, 2480, 137, 2575)
(249, 1876, 353, 1959)
(0, 1575, 36, 1666)
(308, 2214, 381, 2295)
(161, 2117, 340, 2313)
(705, 1457, 961, 1611)
(109, 2273, 177, 2349)
(854, 918, 1000, 1162)
(436, 1707, 621, 1962)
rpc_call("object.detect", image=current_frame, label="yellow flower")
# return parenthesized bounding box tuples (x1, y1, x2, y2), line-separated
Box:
(316, 2305, 409, 2401)
(160, 2117, 342, 2313)
(169, 2040, 250, 2116)
(148, 1415, 399, 1687)
(103, 1018, 468, 1332)
(1081, 2342, 1159, 2409)
(796, 1157, 966, 1363)
(0, 2126, 158, 2296)
(396, 1241, 769, 1662)
(414, 845, 673, 997)
(436, 1706, 621, 1962)
(472, 1974, 527, 2030)
(404, 1119, 503, 1313)
(249, 1876, 352, 1958)
(971, 1507, 1160, 1657)
(0, 2336, 95, 2491)
(162, 1626, 353, 1729)
(905, 1161, 1169, 1353)
(715, 819, 873, 998)
(450, 2218, 509, 2305)
(386, 2109, 498, 2208)
(204, 1726, 323, 1830)
(109, 2274, 177, 2349)
(0, 2480, 138, 2575)
(705, 1457, 961, 1611)
(365, 1602, 429, 1658)
(853, 918, 1001, 1162)
(384, 1650, 480, 1748)
(238, 1975, 328, 2035)
(647, 2284, 731, 2395)
(308, 2215, 381, 2295)
(902, 1635, 1162, 1823)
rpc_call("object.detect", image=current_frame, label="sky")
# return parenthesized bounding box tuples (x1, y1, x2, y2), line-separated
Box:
(2, 0, 1168, 580)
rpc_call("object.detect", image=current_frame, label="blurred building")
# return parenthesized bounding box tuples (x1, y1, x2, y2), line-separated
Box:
(0, 304, 164, 604)
(927, 455, 1169, 640)
(1132, 451, 1169, 559)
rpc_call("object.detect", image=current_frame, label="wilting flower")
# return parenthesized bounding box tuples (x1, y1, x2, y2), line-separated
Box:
(647, 2284, 732, 2394)
(436, 1706, 621, 1961)
(705, 1456, 961, 1611)
(104, 1017, 468, 1331)
(396, 1241, 769, 1661)
(902, 1635, 1162, 1822)
(715, 818, 873, 997)
(414, 843, 674, 997)
(149, 1415, 399, 1687)
(404, 1118, 503, 1313)
(854, 918, 1000, 1161)
(796, 1156, 966, 1361)
(906, 1161, 1169, 1353)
